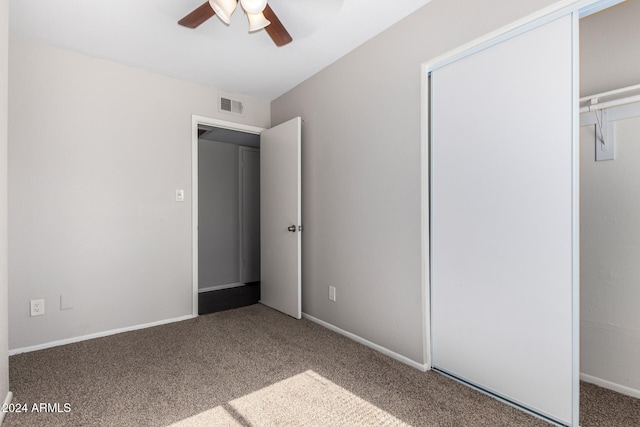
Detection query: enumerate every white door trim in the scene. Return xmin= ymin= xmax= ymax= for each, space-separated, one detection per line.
xmin=238 ymin=146 xmax=260 ymax=284
xmin=191 ymin=115 xmax=265 ymax=317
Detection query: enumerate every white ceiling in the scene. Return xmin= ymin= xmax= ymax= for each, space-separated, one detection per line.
xmin=10 ymin=0 xmax=432 ymax=101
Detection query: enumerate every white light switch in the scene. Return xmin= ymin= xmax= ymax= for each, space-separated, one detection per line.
xmin=175 ymin=189 xmax=185 ymax=202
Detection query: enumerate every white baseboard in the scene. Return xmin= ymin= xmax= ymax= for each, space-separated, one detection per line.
xmin=0 ymin=391 xmax=13 ymax=425
xmin=581 ymin=373 xmax=640 ymax=399
xmin=9 ymin=314 xmax=196 ymax=356
xmin=302 ymin=312 xmax=429 ymax=372
xmin=198 ymin=282 xmax=245 ymax=293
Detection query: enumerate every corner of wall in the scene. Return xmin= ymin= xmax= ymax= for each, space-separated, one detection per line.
xmin=0 ymin=0 xmax=11 ymax=413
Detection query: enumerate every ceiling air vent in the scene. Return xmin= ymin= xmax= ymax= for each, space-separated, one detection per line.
xmin=219 ymin=96 xmax=244 ymax=116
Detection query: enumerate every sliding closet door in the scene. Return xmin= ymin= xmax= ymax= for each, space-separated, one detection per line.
xmin=430 ymin=15 xmax=577 ymax=425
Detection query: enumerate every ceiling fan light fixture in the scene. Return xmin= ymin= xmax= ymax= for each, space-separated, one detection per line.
xmin=178 ymin=0 xmax=292 ymax=47
xmin=239 ymin=0 xmax=267 ymax=15
xmin=247 ymin=12 xmax=270 ymax=32
xmin=209 ymin=0 xmax=237 ymax=24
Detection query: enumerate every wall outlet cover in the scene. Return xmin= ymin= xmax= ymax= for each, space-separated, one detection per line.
xmin=30 ymin=299 xmax=45 ymax=317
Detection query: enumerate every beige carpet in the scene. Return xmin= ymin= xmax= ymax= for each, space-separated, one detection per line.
xmin=173 ymin=370 xmax=410 ymax=426
xmin=5 ymin=304 xmax=639 ymax=426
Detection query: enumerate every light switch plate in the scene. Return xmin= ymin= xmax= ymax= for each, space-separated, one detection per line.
xmin=329 ymin=286 xmax=336 ymax=302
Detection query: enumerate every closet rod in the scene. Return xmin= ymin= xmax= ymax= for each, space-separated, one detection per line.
xmin=580 ymin=83 xmax=640 ymax=103
xmin=580 ymin=94 xmax=640 ymax=113
xmin=579 ymin=83 xmax=640 ymax=113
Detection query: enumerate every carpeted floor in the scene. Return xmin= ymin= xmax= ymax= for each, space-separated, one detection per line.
xmin=4 ymin=304 xmax=640 ymax=426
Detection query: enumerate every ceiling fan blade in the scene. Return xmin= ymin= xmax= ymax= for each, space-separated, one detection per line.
xmin=263 ymin=5 xmax=292 ymax=47
xmin=178 ymin=2 xmax=216 ymax=29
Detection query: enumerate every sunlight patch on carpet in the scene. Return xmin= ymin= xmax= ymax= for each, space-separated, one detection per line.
xmin=172 ymin=370 xmax=409 ymax=426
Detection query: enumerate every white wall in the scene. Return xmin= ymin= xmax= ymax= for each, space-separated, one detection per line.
xmin=580 ymin=0 xmax=640 ymax=396
xmin=580 ymin=0 xmax=640 ymax=97
xmin=271 ymin=0 xmax=560 ymax=365
xmin=580 ymin=121 xmax=640 ymax=396
xmin=0 ymin=0 xmax=11 ymax=410
xmin=8 ymin=37 xmax=270 ymax=351
xmin=198 ymin=140 xmax=240 ymax=289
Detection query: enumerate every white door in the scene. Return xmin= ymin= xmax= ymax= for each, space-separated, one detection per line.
xmin=240 ymin=147 xmax=260 ymax=283
xmin=430 ymin=15 xmax=578 ymax=426
xmin=260 ymin=117 xmax=301 ymax=319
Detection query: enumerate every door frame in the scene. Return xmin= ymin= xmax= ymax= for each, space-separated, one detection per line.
xmin=191 ymin=115 xmax=265 ymax=317
xmin=238 ymin=146 xmax=260 ymax=284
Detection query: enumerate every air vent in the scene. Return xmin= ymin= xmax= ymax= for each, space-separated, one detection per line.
xmin=219 ymin=96 xmax=244 ymax=116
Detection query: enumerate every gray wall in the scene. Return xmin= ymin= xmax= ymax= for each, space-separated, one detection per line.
xmin=6 ymin=0 xmax=586 ymax=366
xmin=580 ymin=0 xmax=640 ymax=96
xmin=0 ymin=0 xmax=10 ymax=407
xmin=580 ymin=0 xmax=640 ymax=395
xmin=8 ymin=37 xmax=270 ymax=351
xmin=198 ymin=140 xmax=241 ymax=289
xmin=271 ymin=0 xmax=559 ymax=364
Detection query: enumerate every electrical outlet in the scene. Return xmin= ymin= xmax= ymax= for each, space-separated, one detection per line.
xmin=30 ymin=299 xmax=45 ymax=317
xmin=329 ymin=286 xmax=336 ymax=302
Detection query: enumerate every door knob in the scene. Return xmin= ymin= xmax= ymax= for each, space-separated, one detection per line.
xmin=287 ymin=225 xmax=296 ymax=232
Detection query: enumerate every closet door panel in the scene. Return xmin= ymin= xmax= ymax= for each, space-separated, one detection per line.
xmin=430 ymin=15 xmax=575 ymax=425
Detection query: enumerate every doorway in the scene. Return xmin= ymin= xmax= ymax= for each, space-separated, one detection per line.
xmin=578 ymin=1 xmax=640 ymax=423
xmin=197 ymin=125 xmax=260 ymax=314
xmin=191 ymin=116 xmax=265 ymax=316
xmin=190 ymin=115 xmax=303 ymax=319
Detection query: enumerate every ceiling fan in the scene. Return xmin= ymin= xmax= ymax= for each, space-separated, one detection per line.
xmin=178 ymin=0 xmax=293 ymax=47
